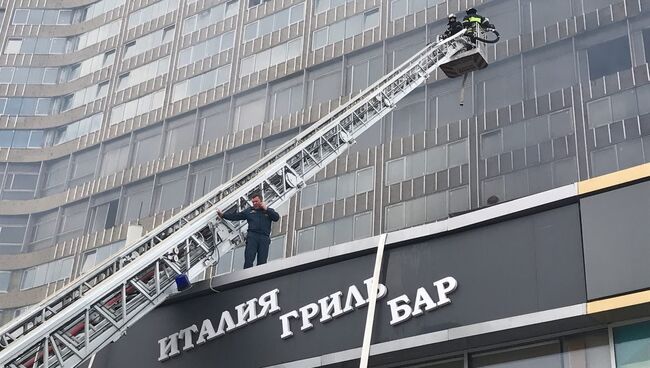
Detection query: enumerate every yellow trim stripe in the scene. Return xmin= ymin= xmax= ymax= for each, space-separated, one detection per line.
xmin=578 ymin=163 xmax=650 ymax=195
xmin=587 ymin=290 xmax=650 ymax=314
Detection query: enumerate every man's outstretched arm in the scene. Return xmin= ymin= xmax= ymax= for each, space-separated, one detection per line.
xmin=217 ymin=209 xmax=248 ymax=221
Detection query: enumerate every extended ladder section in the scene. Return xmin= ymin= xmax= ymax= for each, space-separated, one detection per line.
xmin=0 ymin=29 xmax=471 ymax=368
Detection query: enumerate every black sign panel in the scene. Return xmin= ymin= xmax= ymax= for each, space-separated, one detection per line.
xmin=93 ymin=204 xmax=587 ymax=367
xmin=93 ymin=255 xmax=376 ymax=368
xmin=581 ymin=180 xmax=650 ymax=300
xmin=373 ymin=204 xmax=586 ymax=343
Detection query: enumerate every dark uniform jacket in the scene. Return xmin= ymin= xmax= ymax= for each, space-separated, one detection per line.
xmin=222 ymin=207 xmax=280 ymax=237
xmin=443 ymin=20 xmax=464 ymax=38
xmin=462 ymin=14 xmax=490 ymax=29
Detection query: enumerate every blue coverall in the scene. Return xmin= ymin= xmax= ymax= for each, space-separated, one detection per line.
xmin=222 ymin=207 xmax=280 ymax=268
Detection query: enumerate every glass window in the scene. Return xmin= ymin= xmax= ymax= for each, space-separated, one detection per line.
xmin=13 ymin=9 xmax=29 ymax=24
xmin=5 ymin=39 xmax=22 ymax=54
xmin=643 ymin=28 xmax=650 ymax=63
xmin=0 ymin=67 xmax=13 ymax=83
xmin=353 ymin=212 xmax=372 ymax=240
xmin=314 ymin=221 xmax=334 ymax=249
xmin=308 ymin=64 xmax=342 ymax=105
xmin=153 ymin=171 xmax=187 ymax=212
xmin=588 ymin=36 xmax=631 ymax=80
xmin=121 ymin=182 xmax=153 ymax=223
xmin=386 ymin=157 xmax=405 ymax=185
xmin=183 ymin=2 xmax=238 ymax=35
xmin=300 ymin=183 xmax=317 ymax=209
xmin=89 ymin=199 xmax=119 ymax=231
xmin=313 ymin=29 xmax=328 ymax=50
xmin=0 ymin=223 xmax=26 ymax=246
xmin=345 ymin=15 xmax=363 ymax=38
xmin=391 ymin=0 xmax=408 ymax=20
xmin=0 ymin=272 xmax=10 ymax=292
xmin=20 ymin=257 xmax=74 ymax=290
xmin=198 ymin=102 xmax=230 ymax=143
xmin=69 ymin=149 xmax=98 ymax=185
xmin=100 ymin=138 xmax=130 ymax=176
xmin=614 ymin=320 xmax=650 ymax=368
xmin=364 ymin=9 xmax=379 ymax=29
xmin=317 ymin=178 xmax=336 ymax=204
xmin=356 ymin=167 xmax=374 ymax=193
xmin=525 ymin=42 xmax=576 ymax=98
xmin=296 ymin=227 xmax=315 ymax=254
xmin=133 ymin=129 xmax=161 ymax=165
xmin=164 ymin=116 xmax=196 ymax=155
xmin=233 ymin=95 xmax=266 ymax=131
xmin=189 ymin=156 xmax=223 ymax=201
xmin=59 ymin=203 xmax=87 ymax=240
xmin=336 ymin=173 xmax=355 ymax=200
xmin=385 ymin=203 xmax=405 ymax=231
xmin=587 ymin=97 xmax=613 ymax=129
xmin=448 ymin=139 xmax=468 ymax=167
xmin=268 ymin=236 xmax=285 ymax=261
xmin=269 ymin=79 xmax=303 ymax=119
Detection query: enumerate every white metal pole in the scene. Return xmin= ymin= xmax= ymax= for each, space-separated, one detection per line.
xmin=359 ymin=233 xmax=388 ymax=368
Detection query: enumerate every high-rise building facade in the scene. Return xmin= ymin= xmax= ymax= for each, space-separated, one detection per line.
xmin=0 ymin=0 xmax=647 ymax=328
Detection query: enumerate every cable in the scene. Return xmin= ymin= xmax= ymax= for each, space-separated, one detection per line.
xmin=208 ymin=235 xmax=221 ymax=294
xmin=475 ymin=29 xmax=500 ymax=44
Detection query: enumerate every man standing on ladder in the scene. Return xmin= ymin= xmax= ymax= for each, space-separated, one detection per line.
xmin=217 ymin=193 xmax=280 ymax=268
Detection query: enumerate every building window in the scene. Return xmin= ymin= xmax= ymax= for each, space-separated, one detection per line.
xmin=587 ymin=36 xmax=631 ymax=80
xmin=4 ymin=39 xmax=23 ymax=54
xmin=116 ymin=56 xmax=170 ymax=91
xmin=242 ymin=3 xmax=304 ymax=42
xmin=296 ymin=212 xmax=372 ymax=254
xmin=249 ymin=0 xmax=272 ymax=7
xmin=315 ymin=0 xmax=348 ymax=13
xmin=110 ymin=90 xmax=166 ymax=125
xmin=239 ymin=38 xmax=302 ymax=76
xmin=643 ymin=29 xmax=650 ymax=63
xmin=0 ymin=216 xmax=27 ymax=252
xmin=177 ymin=31 xmax=234 ymax=67
xmin=81 ymin=241 xmax=125 ymax=274
xmin=20 ymin=257 xmax=74 ymax=290
xmin=182 ymin=1 xmax=238 ymax=35
xmin=0 ymin=66 xmax=60 ymax=84
xmin=128 ymin=0 xmax=180 ymax=29
xmin=311 ymin=9 xmax=379 ymax=50
xmin=0 ymin=130 xmax=44 ymax=148
xmin=171 ymin=64 xmax=231 ymax=102
xmin=300 ymin=167 xmax=374 ymax=209
xmin=390 ymin=0 xmax=443 ymax=20
xmin=0 ymin=271 xmax=10 ymax=292
xmin=152 ymin=170 xmax=187 ymax=212
xmin=89 ymin=199 xmax=119 ymax=232
xmin=1 ymin=164 xmax=40 ymax=200
xmin=12 ymin=8 xmax=75 ymax=25
xmin=85 ymin=0 xmax=127 ymax=20
xmin=123 ymin=26 xmax=174 ymax=59
xmin=614 ymin=320 xmax=650 ymax=368
xmin=269 ymin=79 xmax=303 ymax=120
xmin=385 ymin=140 xmax=468 ymax=186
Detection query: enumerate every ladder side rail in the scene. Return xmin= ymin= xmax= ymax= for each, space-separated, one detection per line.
xmin=0 ymin=30 xmax=468 ymax=367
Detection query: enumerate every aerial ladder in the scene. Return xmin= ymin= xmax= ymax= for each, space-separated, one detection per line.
xmin=0 ymin=28 xmax=494 ymax=368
